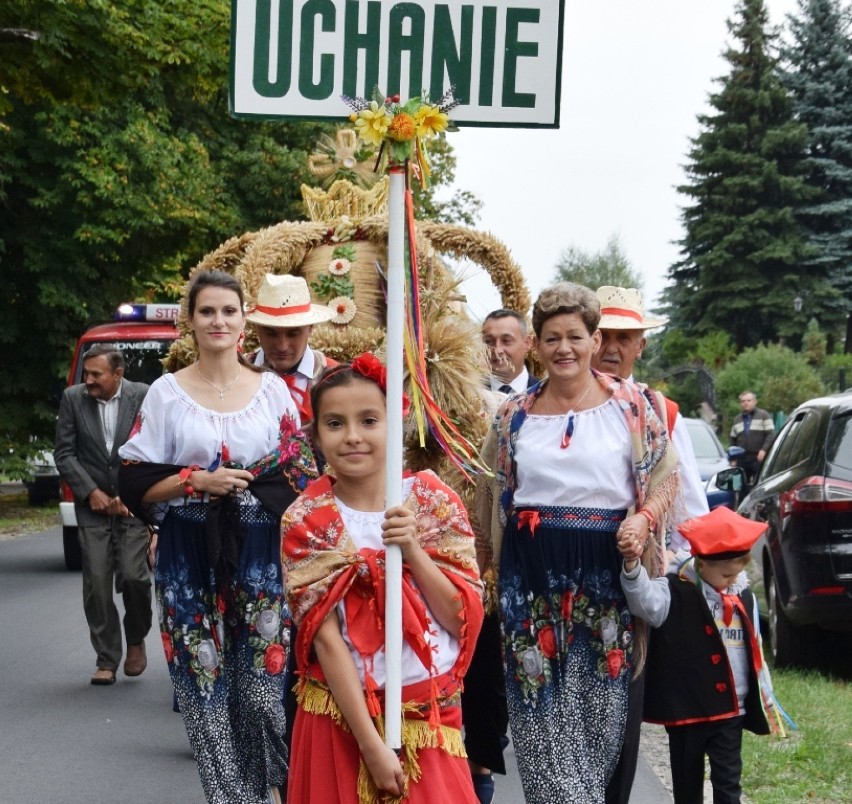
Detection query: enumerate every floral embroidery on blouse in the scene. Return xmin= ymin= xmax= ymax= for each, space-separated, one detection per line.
xmin=490 ymin=371 xmax=672 ymax=527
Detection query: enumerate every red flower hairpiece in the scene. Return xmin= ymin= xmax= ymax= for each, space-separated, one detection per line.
xmin=350 ymin=353 xmax=411 ymax=416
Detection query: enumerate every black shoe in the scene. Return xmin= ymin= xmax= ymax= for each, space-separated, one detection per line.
xmin=472 ymin=773 xmax=495 ymax=804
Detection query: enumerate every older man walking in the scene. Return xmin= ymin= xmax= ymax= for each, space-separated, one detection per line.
xmin=55 ymin=344 xmax=152 ymax=685
xmin=592 ymin=286 xmax=709 ymax=804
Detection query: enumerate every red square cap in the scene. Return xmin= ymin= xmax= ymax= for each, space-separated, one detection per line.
xmin=677 ymin=506 xmax=767 ymax=559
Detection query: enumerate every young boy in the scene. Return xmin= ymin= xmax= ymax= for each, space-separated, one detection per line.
xmin=618 ymin=505 xmax=774 ymax=804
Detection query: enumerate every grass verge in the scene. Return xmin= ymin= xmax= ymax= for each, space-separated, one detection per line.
xmin=0 ymin=490 xmax=59 ymax=539
xmin=743 ymin=667 xmax=852 ymax=803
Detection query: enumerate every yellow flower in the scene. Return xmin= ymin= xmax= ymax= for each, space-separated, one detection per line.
xmin=387 ymin=112 xmax=417 ymax=142
xmin=414 ymin=105 xmax=449 ymax=139
xmin=354 ymin=101 xmax=391 ymax=147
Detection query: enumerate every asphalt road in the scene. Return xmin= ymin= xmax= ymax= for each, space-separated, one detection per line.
xmin=0 ymin=526 xmax=672 ymax=803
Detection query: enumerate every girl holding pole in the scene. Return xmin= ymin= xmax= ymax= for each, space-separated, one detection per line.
xmin=281 ymin=354 xmax=484 ymax=803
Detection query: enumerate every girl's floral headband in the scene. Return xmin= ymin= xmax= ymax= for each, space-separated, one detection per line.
xmin=316 ymin=353 xmax=411 ymax=416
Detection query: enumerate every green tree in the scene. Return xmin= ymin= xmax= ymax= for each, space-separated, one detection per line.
xmin=552 ymin=234 xmax=643 ymax=290
xmin=780 ymin=0 xmax=852 ymax=351
xmin=821 ymin=351 xmax=852 ymax=392
xmin=658 ymin=330 xmax=698 ymax=368
xmin=695 ymin=330 xmax=737 ymax=372
xmin=411 ymin=137 xmax=482 ymax=227
xmin=643 ymin=330 xmax=733 ymax=417
xmin=715 ymin=343 xmax=824 ymax=433
xmin=801 ymin=318 xmax=827 ymax=365
xmin=0 ymin=2 xmax=480 ymax=476
xmin=665 ymin=0 xmax=814 ymax=349
xmin=0 ymin=0 xmax=332 ymax=469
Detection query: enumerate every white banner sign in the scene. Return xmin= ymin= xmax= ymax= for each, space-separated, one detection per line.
xmin=230 ymin=0 xmax=564 ymax=127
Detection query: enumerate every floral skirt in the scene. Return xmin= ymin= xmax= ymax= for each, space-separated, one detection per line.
xmin=156 ymin=503 xmax=291 ymax=804
xmin=499 ymin=506 xmax=634 ymax=804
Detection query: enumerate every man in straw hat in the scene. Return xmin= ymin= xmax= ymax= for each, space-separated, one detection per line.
xmin=245 ymin=273 xmax=336 ymax=424
xmin=618 ymin=506 xmax=781 ymax=804
xmin=482 ymin=308 xmax=537 ymax=396
xmin=593 ymin=286 xmax=708 ymax=538
xmin=592 ymin=286 xmax=709 ymax=804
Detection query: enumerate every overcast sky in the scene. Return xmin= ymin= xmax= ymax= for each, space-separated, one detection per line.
xmin=449 ymin=0 xmax=800 ymax=320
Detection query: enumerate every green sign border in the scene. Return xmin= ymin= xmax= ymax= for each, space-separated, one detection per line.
xmin=229 ymin=0 xmax=565 ymax=129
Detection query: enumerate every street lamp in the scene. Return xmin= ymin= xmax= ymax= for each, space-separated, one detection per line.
xmin=793 ymin=294 xmax=803 ymax=314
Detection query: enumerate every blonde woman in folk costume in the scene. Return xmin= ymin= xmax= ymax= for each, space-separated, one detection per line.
xmin=476 ymin=282 xmax=679 ymax=804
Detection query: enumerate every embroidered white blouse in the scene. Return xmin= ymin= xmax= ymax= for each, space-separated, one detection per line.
xmin=335 ymin=477 xmax=460 ymax=688
xmin=512 ymin=397 xmax=636 ymax=510
xmin=118 ymin=372 xmax=298 ymax=505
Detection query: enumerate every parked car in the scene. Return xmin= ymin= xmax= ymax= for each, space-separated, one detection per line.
xmin=682 ymin=417 xmax=743 ymax=510
xmin=57 ymin=303 xmax=180 ymax=570
xmin=738 ymin=392 xmax=852 ymax=668
xmin=24 ymin=450 xmax=60 ymax=506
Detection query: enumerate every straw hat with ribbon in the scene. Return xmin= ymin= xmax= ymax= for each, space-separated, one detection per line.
xmin=245 ymin=274 xmax=335 ymax=328
xmin=596 ymin=286 xmax=668 ymax=330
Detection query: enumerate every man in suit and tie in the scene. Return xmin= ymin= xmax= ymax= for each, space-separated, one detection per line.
xmin=481 ymin=308 xmax=537 ymax=395
xmin=55 ymin=344 xmax=152 ymax=686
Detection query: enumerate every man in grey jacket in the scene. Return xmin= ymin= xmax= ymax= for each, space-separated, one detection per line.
xmin=55 ymin=344 xmax=152 ymax=685
xmin=730 ymin=390 xmax=774 ymax=488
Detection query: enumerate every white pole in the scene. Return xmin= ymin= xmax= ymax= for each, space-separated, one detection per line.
xmin=384 ymin=164 xmax=405 ymax=750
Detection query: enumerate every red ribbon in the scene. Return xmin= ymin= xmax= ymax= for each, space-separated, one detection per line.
xmin=283 ymin=374 xmax=312 ymax=424
xmin=718 ymin=591 xmax=763 ymax=671
xmin=247 ymin=302 xmax=312 ymax=316
xmin=601 ymin=306 xmax=644 ymax=322
xmin=518 ymin=510 xmax=541 ymax=536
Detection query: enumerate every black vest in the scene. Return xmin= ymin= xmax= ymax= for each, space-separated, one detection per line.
xmin=643 ymin=577 xmax=769 ymax=735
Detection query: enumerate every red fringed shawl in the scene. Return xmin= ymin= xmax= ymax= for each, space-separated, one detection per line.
xmin=281 ymin=471 xmax=484 ymax=696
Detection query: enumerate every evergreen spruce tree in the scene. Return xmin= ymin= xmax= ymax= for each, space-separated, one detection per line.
xmin=781 ymin=0 xmax=852 ymax=352
xmin=665 ymin=0 xmax=813 ymax=349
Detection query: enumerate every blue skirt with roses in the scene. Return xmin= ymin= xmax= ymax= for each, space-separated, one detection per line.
xmin=499 ymin=506 xmax=634 ymax=804
xmin=156 ymin=502 xmax=291 ymax=804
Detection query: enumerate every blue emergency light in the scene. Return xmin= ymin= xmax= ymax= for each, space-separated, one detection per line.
xmin=114 ymin=303 xmax=180 ymax=322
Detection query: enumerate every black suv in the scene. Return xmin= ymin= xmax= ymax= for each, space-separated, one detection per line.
xmin=739 ymin=391 xmax=852 ymax=668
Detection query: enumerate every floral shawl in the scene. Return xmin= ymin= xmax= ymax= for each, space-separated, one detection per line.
xmin=281 ymin=470 xmax=484 ymax=694
xmin=475 ymin=371 xmax=680 ymax=581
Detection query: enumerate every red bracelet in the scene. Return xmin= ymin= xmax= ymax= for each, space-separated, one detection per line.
xmin=637 ymin=508 xmax=657 ymax=530
xmin=177 ymin=465 xmax=201 ymax=496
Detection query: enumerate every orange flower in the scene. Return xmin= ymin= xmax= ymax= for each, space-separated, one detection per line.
xmin=161 ymin=632 xmax=174 ymax=663
xmin=387 ymin=112 xmax=416 ymax=141
xmin=606 ymin=648 xmax=625 ymax=679
xmin=537 ymin=625 xmax=558 ymax=659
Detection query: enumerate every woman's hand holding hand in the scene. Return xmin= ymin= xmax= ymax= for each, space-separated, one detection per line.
xmin=616 ymin=513 xmax=649 ymax=567
xmin=361 ymin=740 xmax=405 ymax=796
xmin=381 ymin=506 xmax=419 ymax=559
xmin=190 ymin=467 xmax=254 ymax=497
